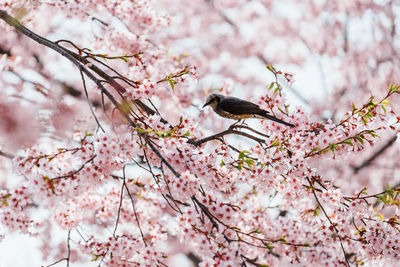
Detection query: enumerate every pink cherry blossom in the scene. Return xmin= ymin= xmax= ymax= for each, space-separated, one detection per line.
xmin=0 ymin=1 xmax=400 ymax=266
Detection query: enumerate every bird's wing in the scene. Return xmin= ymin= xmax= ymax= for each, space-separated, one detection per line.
xmin=219 ymin=96 xmax=266 ymax=115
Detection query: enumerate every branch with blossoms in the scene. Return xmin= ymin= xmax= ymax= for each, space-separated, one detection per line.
xmin=3 ymin=8 xmax=400 ymax=267
xmin=0 ymin=10 xmax=191 ymax=258
xmin=344 ymin=185 xmax=400 ymax=206
xmin=157 ymin=65 xmax=195 ymax=90
xmin=190 ymin=194 xmax=312 ymax=262
xmin=188 ymin=68 xmax=294 ymax=147
xmin=304 ymin=129 xmax=378 ymax=158
xmin=0 ymin=8 xmax=189 ymax=171
xmin=339 ymin=84 xmax=400 ymax=127
xmin=306 ymin=177 xmax=351 ymax=266
xmin=188 ymin=124 xmax=268 ymax=146
xmin=0 ymin=10 xmax=192 ymax=175
xmin=304 ymin=87 xmax=400 ymax=158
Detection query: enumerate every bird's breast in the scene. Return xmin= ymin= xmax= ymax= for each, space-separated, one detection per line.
xmin=215 ymin=108 xmax=261 ymax=120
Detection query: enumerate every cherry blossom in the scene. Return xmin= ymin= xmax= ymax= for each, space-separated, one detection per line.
xmin=0 ymin=1 xmax=400 ymax=266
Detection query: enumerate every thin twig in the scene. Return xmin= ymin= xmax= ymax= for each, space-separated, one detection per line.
xmin=307 ymin=178 xmax=350 ymax=267
xmin=45 ymin=258 xmax=68 ymax=267
xmin=51 ymin=156 xmax=96 ymax=180
xmin=191 ymin=195 xmax=219 ymax=234
xmin=353 ymin=135 xmax=397 ymax=173
xmin=159 ymin=162 xmax=182 ymax=213
xmin=79 ymin=69 xmax=105 ymax=132
xmin=66 ymin=230 xmax=71 ymax=267
xmin=113 ymin=172 xmax=125 ymax=237
xmin=122 ymin=167 xmax=147 ymax=247
xmin=188 ymin=125 xmax=266 ymax=146
xmin=233 ymin=124 xmax=270 ymax=138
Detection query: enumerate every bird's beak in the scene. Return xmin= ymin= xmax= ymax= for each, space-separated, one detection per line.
xmin=202 ymin=100 xmax=211 ymax=108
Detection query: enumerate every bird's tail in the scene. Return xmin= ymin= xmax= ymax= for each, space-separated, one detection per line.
xmin=261 ymin=112 xmax=295 ymax=128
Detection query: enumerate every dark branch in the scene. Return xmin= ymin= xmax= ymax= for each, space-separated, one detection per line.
xmin=307 ymin=178 xmax=350 ymax=267
xmin=353 ymin=135 xmax=397 ymax=173
xmin=66 ymin=230 xmax=71 ymax=267
xmin=188 ymin=124 xmax=266 ymax=146
xmin=123 ymin=167 xmax=147 ymax=246
xmin=113 ymin=177 xmax=125 ymax=237
xmin=0 ymin=150 xmax=14 ymax=159
xmin=51 ymin=156 xmax=96 ymax=180
xmin=0 ymin=45 xmax=11 ymax=56
xmin=0 ymin=10 xmax=182 ymax=182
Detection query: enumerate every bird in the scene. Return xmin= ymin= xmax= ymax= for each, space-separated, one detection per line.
xmin=202 ymin=93 xmax=295 ymax=128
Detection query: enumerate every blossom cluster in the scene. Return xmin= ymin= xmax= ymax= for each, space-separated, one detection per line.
xmin=1 ymin=1 xmax=400 ymax=266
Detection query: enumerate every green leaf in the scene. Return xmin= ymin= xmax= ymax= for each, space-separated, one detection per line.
xmin=389 ymin=83 xmax=400 ymax=93
xmin=277 ymin=236 xmax=287 ymax=243
xmin=120 ymin=56 xmax=129 ymax=62
xmin=271 ymin=139 xmax=280 ymax=147
xmin=268 ymin=83 xmax=274 ymax=90
xmin=381 ymin=99 xmax=390 ymax=106
xmin=266 ymin=64 xmax=275 ymax=73
xmin=386 ymin=184 xmax=394 ymax=198
xmin=1 ymin=193 xmax=11 ymax=206
xmin=136 ymin=127 xmax=145 ymax=133
xmin=354 ymin=135 xmax=364 ymax=144
xmin=329 ymin=144 xmax=337 ymax=153
xmin=310 ymin=147 xmax=320 ymax=153
xmin=342 ymin=139 xmax=353 ymax=146
xmin=313 ymin=207 xmax=320 ymax=216
xmin=368 ymin=130 xmax=378 ymax=138
xmin=91 ymin=253 xmax=99 ymax=261
xmin=254 ymin=229 xmax=262 ymax=234
xmin=245 ymin=158 xmax=255 ymax=168
xmin=263 ymin=242 xmax=274 ymax=249
xmin=238 ymin=150 xmax=250 ymax=160
xmin=169 ymin=79 xmax=175 ymax=90
xmin=357 ymin=186 xmax=368 ymax=196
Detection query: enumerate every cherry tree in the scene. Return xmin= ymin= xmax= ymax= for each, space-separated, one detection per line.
xmin=1 ymin=1 xmax=400 ymax=266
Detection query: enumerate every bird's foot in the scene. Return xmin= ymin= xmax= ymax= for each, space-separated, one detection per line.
xmin=230 ymin=120 xmax=241 ymax=127
xmin=240 ymin=120 xmax=248 ymax=126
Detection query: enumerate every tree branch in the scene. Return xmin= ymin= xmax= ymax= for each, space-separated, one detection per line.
xmin=307 ymin=177 xmax=351 ymax=267
xmin=0 ymin=10 xmax=182 ymax=182
xmin=188 ymin=124 xmax=266 ymax=146
xmin=353 ymin=135 xmax=397 ymax=173
xmin=0 ymin=150 xmax=14 ymax=159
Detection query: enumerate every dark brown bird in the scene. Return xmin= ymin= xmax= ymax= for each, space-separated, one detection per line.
xmin=202 ymin=94 xmax=295 ymax=128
